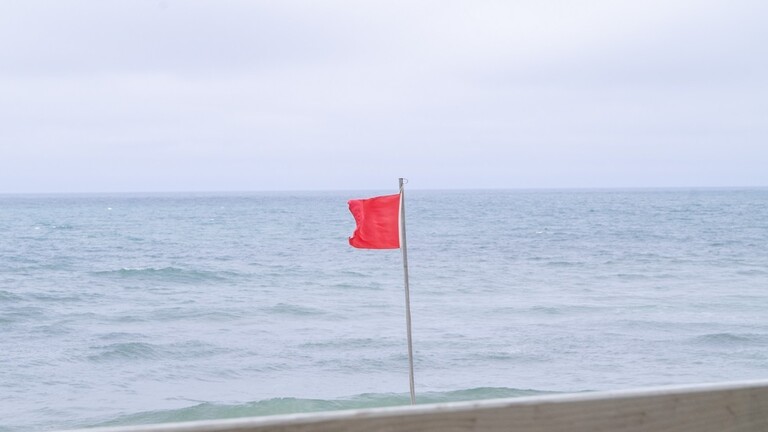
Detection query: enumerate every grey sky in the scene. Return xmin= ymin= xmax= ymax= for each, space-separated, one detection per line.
xmin=1 ymin=0 xmax=766 ymax=193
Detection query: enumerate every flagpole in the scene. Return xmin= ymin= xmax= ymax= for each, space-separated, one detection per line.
xmin=399 ymin=177 xmax=416 ymax=405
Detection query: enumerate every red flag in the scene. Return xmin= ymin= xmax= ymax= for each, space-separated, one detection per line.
xmin=348 ymin=193 xmax=400 ymax=249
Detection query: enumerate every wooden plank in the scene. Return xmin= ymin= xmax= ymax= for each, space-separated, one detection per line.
xmin=61 ymin=380 xmax=768 ymax=432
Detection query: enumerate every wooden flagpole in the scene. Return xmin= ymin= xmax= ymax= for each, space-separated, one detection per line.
xmin=399 ymin=177 xmax=416 ymax=404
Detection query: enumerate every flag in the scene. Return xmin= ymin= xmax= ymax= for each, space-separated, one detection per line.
xmin=348 ymin=180 xmax=416 ymax=404
xmin=348 ymin=193 xmax=400 ymax=249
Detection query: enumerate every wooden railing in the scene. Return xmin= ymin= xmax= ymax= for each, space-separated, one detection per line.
xmin=63 ymin=380 xmax=768 ymax=432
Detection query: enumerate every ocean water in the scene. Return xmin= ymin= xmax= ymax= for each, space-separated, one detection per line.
xmin=1 ymin=188 xmax=767 ymax=431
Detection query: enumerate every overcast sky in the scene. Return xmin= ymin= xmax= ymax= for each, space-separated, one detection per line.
xmin=1 ymin=0 xmax=766 ymax=193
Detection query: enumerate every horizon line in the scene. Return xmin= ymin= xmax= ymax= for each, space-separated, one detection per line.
xmin=1 ymin=185 xmax=767 ymax=196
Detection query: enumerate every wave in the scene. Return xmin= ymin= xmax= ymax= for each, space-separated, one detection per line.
xmin=691 ymin=333 xmax=768 ymax=346
xmin=87 ymin=340 xmax=225 ymax=362
xmin=1 ymin=306 xmax=47 ymax=324
xmin=736 ymin=269 xmax=768 ymax=276
xmin=267 ymin=303 xmax=329 ymax=316
xmin=87 ymin=342 xmax=162 ymax=361
xmin=90 ymin=267 xmax=242 ymax=284
xmin=299 ymin=337 xmax=397 ymax=350
xmin=0 ymin=289 xmax=22 ymax=302
xmin=93 ymin=387 xmax=556 ymax=428
xmin=27 ymin=291 xmax=91 ymax=302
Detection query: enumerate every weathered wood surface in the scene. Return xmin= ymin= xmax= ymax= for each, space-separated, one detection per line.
xmin=62 ymin=380 xmax=768 ymax=432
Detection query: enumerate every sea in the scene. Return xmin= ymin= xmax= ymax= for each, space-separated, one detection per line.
xmin=2 ymin=188 xmax=767 ymax=431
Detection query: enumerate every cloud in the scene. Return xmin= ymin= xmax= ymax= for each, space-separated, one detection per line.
xmin=1 ymin=0 xmax=766 ymax=192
